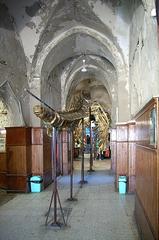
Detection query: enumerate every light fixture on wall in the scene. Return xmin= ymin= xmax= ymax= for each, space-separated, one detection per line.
xmin=81 ymin=58 xmax=87 ymax=72
xmin=151 ymin=8 xmax=156 ymax=17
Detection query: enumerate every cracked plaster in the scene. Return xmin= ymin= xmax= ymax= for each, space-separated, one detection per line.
xmin=0 ymin=0 xmax=158 ymax=127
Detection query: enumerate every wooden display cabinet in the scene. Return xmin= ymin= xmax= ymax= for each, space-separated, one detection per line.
xmin=112 ymin=121 xmax=136 ymax=193
xmin=31 ymin=127 xmax=52 ymax=189
xmin=134 ymin=97 xmax=159 ymax=240
xmin=6 ymin=127 xmax=32 ymax=192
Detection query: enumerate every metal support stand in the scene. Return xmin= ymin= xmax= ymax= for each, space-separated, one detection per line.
xmin=79 ymin=118 xmax=88 ymax=185
xmin=67 ymin=129 xmax=78 ymax=201
xmin=45 ymin=128 xmax=66 ymax=227
xmin=88 ymin=107 xmax=95 ymax=172
xmin=94 ymin=130 xmax=97 ymax=161
xmin=59 ymin=130 xmax=63 ymax=175
xmin=56 ymin=129 xmax=61 ymax=175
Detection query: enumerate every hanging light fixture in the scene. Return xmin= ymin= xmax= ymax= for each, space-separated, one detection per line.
xmin=81 ymin=58 xmax=87 ymax=72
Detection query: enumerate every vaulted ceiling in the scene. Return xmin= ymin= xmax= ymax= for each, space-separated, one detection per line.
xmin=0 ymin=0 xmax=158 ymax=127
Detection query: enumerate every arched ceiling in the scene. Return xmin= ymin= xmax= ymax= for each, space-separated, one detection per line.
xmin=66 ymin=78 xmax=112 ymax=113
xmin=2 ymin=0 xmax=146 ymax=125
xmin=29 ymin=0 xmax=143 ymax=123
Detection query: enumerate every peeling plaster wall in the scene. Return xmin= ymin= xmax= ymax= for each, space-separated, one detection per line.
xmin=88 ymin=0 xmax=133 ymax=64
xmin=0 ymin=3 xmax=28 ymax=126
xmin=1 ymin=0 xmax=56 ymax=126
xmin=129 ymin=0 xmax=159 ymax=116
xmin=32 ymin=0 xmax=130 ymax=123
xmin=42 ymin=65 xmax=61 ymax=111
xmin=1 ymin=0 xmax=153 ymax=126
xmin=3 ymin=0 xmax=55 ymax=64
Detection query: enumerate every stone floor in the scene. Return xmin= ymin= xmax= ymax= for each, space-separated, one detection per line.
xmin=0 ymin=159 xmax=140 ymax=240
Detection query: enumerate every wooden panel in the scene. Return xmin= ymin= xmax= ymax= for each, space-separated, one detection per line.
xmin=116 ymin=124 xmax=128 ymax=142
xmin=5 ymin=127 xmax=32 ymax=192
xmin=128 ymin=122 xmax=136 ymax=141
xmin=115 ymin=122 xmax=136 ymax=192
xmin=128 ymin=143 xmax=136 ymax=192
xmin=43 ymin=143 xmax=51 ymax=171
xmin=135 ymin=99 xmax=157 ymax=147
xmin=0 ymin=152 xmax=7 ymax=189
xmin=31 ymin=127 xmax=52 ymax=188
xmin=7 ymin=175 xmax=30 ymax=193
xmin=128 ymin=143 xmax=136 ymax=176
xmin=116 ymin=142 xmax=128 ymax=188
xmin=7 ymin=146 xmax=27 ymax=174
xmin=6 ymin=127 xmax=31 ymax=146
xmin=136 ymin=145 xmax=158 ymax=239
xmin=31 ymin=128 xmax=43 ymax=145
xmin=135 ymin=194 xmax=155 ymax=240
xmin=0 ymin=173 xmax=7 ymax=189
xmin=116 ymin=124 xmax=128 ymax=189
xmin=110 ymin=142 xmax=116 ymax=172
xmin=128 ymin=176 xmax=136 ymax=193
xmin=136 ymin=113 xmax=151 ymax=146
xmin=134 ymin=97 xmax=159 ymax=240
xmin=116 ymin=142 xmax=128 ymax=174
xmin=26 ymin=145 xmax=32 ymax=174
xmin=111 ymin=128 xmax=116 ymax=141
xmin=32 ymin=145 xmax=43 ymax=174
xmin=43 ymin=142 xmax=52 ymax=182
xmin=0 ymin=152 xmax=6 ymax=172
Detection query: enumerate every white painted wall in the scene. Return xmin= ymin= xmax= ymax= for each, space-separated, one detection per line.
xmin=88 ymin=0 xmax=131 ymax=64
xmin=129 ymin=0 xmax=159 ymax=117
xmin=5 ymin=0 xmax=56 ymax=64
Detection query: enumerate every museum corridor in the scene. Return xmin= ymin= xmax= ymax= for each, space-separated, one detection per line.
xmin=0 ymin=0 xmax=159 ymax=239
xmin=0 ymin=159 xmax=140 ymax=240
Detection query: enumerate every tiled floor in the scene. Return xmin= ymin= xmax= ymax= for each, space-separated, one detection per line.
xmin=0 ymin=160 xmax=140 ymax=240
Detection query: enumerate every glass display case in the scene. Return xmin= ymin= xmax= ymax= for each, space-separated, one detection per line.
xmin=0 ymin=129 xmax=6 ymax=152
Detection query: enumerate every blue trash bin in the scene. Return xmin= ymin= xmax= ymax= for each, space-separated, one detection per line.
xmin=30 ymin=176 xmax=43 ymax=193
xmin=118 ymin=176 xmax=127 ymax=194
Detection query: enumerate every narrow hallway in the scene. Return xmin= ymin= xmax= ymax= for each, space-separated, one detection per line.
xmin=0 ymin=159 xmax=140 ymax=240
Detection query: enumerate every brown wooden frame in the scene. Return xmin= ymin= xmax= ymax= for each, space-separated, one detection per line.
xmin=134 ymin=97 xmax=159 ymax=240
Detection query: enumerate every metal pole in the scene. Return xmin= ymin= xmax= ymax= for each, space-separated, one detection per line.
xmin=88 ymin=107 xmax=95 ymax=172
xmin=56 ymin=129 xmax=61 ymax=175
xmin=45 ymin=129 xmax=55 ymax=225
xmin=94 ymin=134 xmax=97 ymax=161
xmin=59 ymin=130 xmax=63 ymax=175
xmin=53 ymin=127 xmax=57 ymax=223
xmin=80 ymin=118 xmax=87 ymax=185
xmin=67 ymin=128 xmax=77 ymax=201
xmin=26 ymin=89 xmax=55 ymax=111
xmin=45 ymin=127 xmax=66 ymax=227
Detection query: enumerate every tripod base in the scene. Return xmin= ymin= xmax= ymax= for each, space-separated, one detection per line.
xmin=67 ymin=197 xmax=78 ymax=201
xmin=45 ymin=188 xmax=66 ymax=227
xmin=51 ymin=221 xmax=65 ymax=227
xmin=87 ymin=169 xmax=95 ymax=173
xmin=79 ymin=180 xmax=88 ymax=184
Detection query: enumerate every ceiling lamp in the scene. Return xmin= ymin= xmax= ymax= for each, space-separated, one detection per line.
xmin=81 ymin=59 xmax=87 ymax=72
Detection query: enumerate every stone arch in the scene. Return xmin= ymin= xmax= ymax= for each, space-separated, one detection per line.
xmin=31 ymin=25 xmax=129 ymax=122
xmin=31 ymin=26 xmax=126 ymax=79
xmin=0 ymin=82 xmax=25 ymax=126
xmin=62 ymin=64 xmax=116 ymax=107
